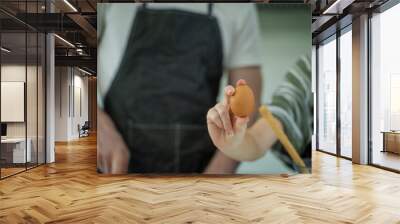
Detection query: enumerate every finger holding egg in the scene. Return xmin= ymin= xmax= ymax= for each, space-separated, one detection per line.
xmin=223 ymin=85 xmax=235 ymax=106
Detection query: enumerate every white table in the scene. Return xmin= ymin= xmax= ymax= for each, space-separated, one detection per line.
xmin=1 ymin=138 xmax=31 ymax=163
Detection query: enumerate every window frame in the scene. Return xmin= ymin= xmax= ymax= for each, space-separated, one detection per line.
xmin=315 ymin=24 xmax=353 ymax=161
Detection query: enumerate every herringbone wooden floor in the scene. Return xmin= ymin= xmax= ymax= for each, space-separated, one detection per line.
xmin=1 ymin=134 xmax=400 ymax=224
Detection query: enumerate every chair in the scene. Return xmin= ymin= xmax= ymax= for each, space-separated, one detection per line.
xmin=79 ymin=121 xmax=90 ymax=138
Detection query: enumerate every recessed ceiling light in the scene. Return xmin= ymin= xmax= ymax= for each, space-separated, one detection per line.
xmin=322 ymin=0 xmax=355 ymax=15
xmin=54 ymin=34 xmax=75 ymax=48
xmin=1 ymin=47 xmax=11 ymax=53
xmin=323 ymin=0 xmax=342 ymax=14
xmin=63 ymin=0 xmax=78 ymax=12
xmin=78 ymin=67 xmax=92 ymax=76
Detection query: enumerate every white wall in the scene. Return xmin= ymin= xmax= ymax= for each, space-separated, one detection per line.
xmin=55 ymin=67 xmax=89 ymax=141
xmin=55 ymin=67 xmax=69 ymax=141
xmin=71 ymin=73 xmax=89 ymax=138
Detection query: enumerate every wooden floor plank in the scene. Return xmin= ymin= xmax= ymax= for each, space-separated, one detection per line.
xmin=0 ymin=134 xmax=399 ymax=223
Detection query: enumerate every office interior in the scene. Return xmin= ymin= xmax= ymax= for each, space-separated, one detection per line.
xmin=0 ymin=0 xmax=97 ymax=179
xmin=0 ymin=0 xmax=399 ymax=222
xmin=313 ymin=0 xmax=400 ymax=172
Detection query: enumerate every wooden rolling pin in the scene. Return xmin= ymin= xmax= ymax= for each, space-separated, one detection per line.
xmin=259 ymin=105 xmax=309 ymax=173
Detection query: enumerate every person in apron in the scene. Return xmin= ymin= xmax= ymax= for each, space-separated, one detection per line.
xmin=103 ymin=4 xmax=223 ymax=173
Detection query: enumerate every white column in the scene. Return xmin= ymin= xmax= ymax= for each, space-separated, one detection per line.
xmin=312 ymin=45 xmax=317 ymax=151
xmin=46 ymin=32 xmax=55 ymax=163
xmin=45 ymin=0 xmax=56 ymax=163
xmin=352 ymin=14 xmax=369 ymax=164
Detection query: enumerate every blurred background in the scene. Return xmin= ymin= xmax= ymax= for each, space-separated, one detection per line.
xmin=220 ymin=4 xmax=311 ymax=173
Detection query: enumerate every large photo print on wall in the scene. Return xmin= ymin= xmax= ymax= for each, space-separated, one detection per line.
xmin=97 ymin=3 xmax=312 ymax=174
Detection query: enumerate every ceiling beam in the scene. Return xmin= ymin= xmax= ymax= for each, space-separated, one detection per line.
xmin=67 ymin=13 xmax=97 ymax=40
xmin=55 ymin=55 xmax=96 ymax=72
xmin=322 ymin=0 xmax=356 ymax=14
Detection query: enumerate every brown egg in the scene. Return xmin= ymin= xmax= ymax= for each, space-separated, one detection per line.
xmin=230 ymin=84 xmax=255 ymax=117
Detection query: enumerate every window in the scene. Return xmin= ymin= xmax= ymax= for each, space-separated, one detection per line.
xmin=317 ymin=36 xmax=337 ymax=154
xmin=390 ymin=74 xmax=400 ymax=130
xmin=370 ymin=3 xmax=400 ymax=171
xmin=339 ymin=28 xmax=352 ymax=158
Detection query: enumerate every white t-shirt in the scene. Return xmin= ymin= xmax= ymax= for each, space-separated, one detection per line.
xmin=98 ymin=3 xmax=262 ymax=108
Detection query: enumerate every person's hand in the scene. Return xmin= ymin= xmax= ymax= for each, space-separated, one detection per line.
xmin=207 ymin=80 xmax=250 ymax=154
xmin=97 ymin=108 xmax=130 ymax=174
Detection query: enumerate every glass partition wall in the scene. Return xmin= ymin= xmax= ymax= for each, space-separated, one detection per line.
xmin=0 ymin=2 xmax=46 ymax=179
xmin=316 ymin=26 xmax=353 ymax=159
xmin=0 ymin=31 xmax=27 ymax=177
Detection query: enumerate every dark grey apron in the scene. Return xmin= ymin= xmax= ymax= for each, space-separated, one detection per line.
xmin=104 ymin=4 xmax=223 ymax=173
